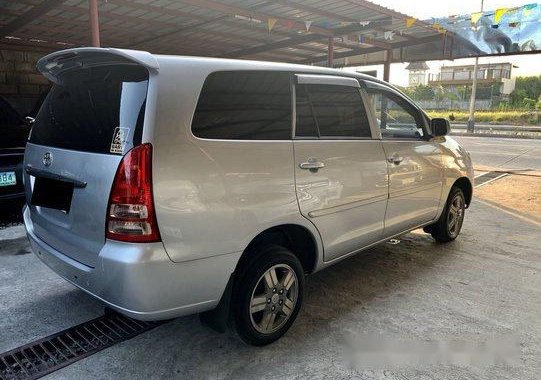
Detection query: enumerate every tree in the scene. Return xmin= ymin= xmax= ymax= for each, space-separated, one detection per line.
xmin=510 ymin=75 xmax=541 ymax=107
xmin=402 ymin=84 xmax=435 ymax=101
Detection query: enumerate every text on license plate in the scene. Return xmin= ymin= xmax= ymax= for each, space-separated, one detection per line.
xmin=0 ymin=171 xmax=16 ymax=186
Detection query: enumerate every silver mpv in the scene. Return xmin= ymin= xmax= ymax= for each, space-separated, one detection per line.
xmin=24 ymin=48 xmax=473 ymax=345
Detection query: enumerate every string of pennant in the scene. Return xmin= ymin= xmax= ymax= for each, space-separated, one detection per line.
xmin=241 ymin=3 xmax=539 ymax=42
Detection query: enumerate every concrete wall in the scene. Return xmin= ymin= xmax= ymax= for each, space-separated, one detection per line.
xmin=416 ymin=99 xmax=493 ymax=110
xmin=0 ymin=49 xmax=51 ymax=116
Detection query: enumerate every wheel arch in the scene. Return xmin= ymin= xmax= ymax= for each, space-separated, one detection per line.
xmin=236 ymin=224 xmax=320 ymax=275
xmin=453 ymin=177 xmax=473 ymax=207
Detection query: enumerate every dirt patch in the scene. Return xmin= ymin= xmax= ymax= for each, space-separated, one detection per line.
xmin=475 ymin=174 xmax=541 ymax=221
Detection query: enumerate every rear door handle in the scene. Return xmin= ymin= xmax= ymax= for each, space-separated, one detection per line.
xmin=299 ymin=158 xmax=325 ymax=171
xmin=387 ymin=154 xmax=404 ymax=165
xmin=25 ymin=165 xmax=87 ymax=188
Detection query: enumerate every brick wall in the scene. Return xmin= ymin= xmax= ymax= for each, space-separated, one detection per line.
xmin=0 ymin=49 xmax=51 ymax=116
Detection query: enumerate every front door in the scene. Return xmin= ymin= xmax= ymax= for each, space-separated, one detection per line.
xmin=365 ymin=83 xmax=443 ymax=237
xmin=293 ymin=75 xmax=388 ymax=262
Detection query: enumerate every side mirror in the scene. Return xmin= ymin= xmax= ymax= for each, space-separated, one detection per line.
xmin=24 ymin=116 xmax=35 ymax=126
xmin=431 ymin=118 xmax=450 ymax=137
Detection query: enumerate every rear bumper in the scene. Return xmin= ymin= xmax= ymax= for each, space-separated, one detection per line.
xmin=0 ymin=191 xmax=25 ymax=201
xmin=24 ymin=207 xmax=240 ymax=320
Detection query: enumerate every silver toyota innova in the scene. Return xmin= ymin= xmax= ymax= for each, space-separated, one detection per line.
xmin=24 ymin=48 xmax=473 ymax=346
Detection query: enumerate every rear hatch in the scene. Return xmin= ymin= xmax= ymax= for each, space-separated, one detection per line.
xmin=24 ymin=48 xmax=156 ymax=267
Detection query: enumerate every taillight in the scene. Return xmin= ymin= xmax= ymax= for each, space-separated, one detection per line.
xmin=106 ymin=143 xmax=161 ymax=243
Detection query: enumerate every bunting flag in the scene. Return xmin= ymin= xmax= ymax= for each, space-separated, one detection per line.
xmin=471 ymin=12 xmax=483 ymax=24
xmin=494 ymin=8 xmax=509 ymax=24
xmin=284 ymin=20 xmax=294 ymax=29
xmin=267 ymin=17 xmax=277 ymax=32
xmin=384 ymin=30 xmax=394 ymax=40
xmin=406 ymin=17 xmax=416 ymax=28
xmin=359 ymin=21 xmax=370 ymax=27
xmin=304 ymin=20 xmax=312 ymax=32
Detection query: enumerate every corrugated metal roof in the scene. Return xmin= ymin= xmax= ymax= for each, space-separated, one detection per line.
xmin=0 ymin=0 xmax=446 ymax=65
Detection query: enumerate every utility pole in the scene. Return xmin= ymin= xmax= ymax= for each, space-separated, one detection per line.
xmin=467 ymin=0 xmax=484 ymax=133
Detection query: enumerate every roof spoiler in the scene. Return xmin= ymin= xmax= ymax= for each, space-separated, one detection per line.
xmin=36 ymin=47 xmax=159 ymax=83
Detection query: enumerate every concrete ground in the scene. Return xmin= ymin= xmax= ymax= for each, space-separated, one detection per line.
xmin=452 ymin=135 xmax=541 ymax=171
xmin=1 ymin=135 xmax=540 ymax=379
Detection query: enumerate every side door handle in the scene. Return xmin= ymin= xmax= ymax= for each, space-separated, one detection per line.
xmin=299 ymin=158 xmax=325 ymax=171
xmin=387 ymin=154 xmax=404 ymax=165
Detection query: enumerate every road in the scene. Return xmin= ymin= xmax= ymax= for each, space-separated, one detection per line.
xmin=453 ymin=135 xmax=541 ymax=171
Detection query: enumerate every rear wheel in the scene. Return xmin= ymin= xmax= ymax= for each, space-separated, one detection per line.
xmin=427 ymin=186 xmax=466 ymax=243
xmin=231 ymin=245 xmax=304 ymax=346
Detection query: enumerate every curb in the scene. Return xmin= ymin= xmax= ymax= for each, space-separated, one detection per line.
xmin=450 ymin=131 xmax=540 ymax=139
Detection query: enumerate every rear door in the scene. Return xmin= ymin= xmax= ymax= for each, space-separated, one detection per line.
xmin=364 ymin=82 xmax=443 ymax=236
xmin=24 ymin=53 xmax=150 ymax=267
xmin=293 ymin=74 xmax=388 ymax=262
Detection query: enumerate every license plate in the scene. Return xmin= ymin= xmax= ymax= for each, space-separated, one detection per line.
xmin=0 ymin=171 xmax=16 ymax=186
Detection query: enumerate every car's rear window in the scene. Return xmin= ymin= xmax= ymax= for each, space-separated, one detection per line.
xmin=30 ymin=65 xmax=148 ymax=155
xmin=191 ymin=71 xmax=292 ymax=140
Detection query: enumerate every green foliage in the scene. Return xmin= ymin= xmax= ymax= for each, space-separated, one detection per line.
xmin=522 ymin=98 xmax=536 ymax=109
xmin=426 ymin=110 xmax=540 ymax=125
xmin=510 ymin=76 xmax=541 ymax=107
xmin=408 ymin=84 xmax=436 ymax=100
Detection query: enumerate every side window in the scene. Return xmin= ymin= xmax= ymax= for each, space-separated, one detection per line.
xmin=368 ymin=91 xmax=425 ymax=140
xmin=295 ymin=84 xmax=372 ymax=138
xmin=191 ymin=71 xmax=291 ymax=140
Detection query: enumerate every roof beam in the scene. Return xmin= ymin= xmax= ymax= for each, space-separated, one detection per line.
xmin=345 ymin=0 xmax=436 ymax=35
xmin=0 ymin=0 xmax=65 ymax=37
xmin=177 ymin=0 xmax=334 ymax=37
xmin=271 ymin=0 xmax=415 ymax=43
xmin=301 ymin=34 xmax=444 ymax=65
xmin=224 ymin=21 xmax=389 ymax=58
xmin=97 ymin=1 xmax=327 ymax=55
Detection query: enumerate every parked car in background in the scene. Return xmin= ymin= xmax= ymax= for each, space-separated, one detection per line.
xmin=0 ymin=96 xmax=31 ymax=204
xmin=24 ymin=48 xmax=474 ymax=346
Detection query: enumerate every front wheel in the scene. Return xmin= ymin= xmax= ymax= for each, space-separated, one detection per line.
xmin=427 ymin=186 xmax=466 ymax=243
xmin=231 ymin=245 xmax=304 ymax=346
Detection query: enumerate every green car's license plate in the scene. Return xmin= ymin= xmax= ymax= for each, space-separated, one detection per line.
xmin=0 ymin=171 xmax=16 ymax=186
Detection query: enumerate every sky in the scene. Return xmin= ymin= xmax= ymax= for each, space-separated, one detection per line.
xmin=343 ymin=0 xmax=540 ymax=86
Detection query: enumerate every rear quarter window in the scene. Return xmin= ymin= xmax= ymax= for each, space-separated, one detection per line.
xmin=191 ymin=71 xmax=292 ymax=140
xmin=30 ymin=65 xmax=148 ymax=155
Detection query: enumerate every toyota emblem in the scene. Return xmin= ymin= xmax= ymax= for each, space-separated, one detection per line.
xmin=42 ymin=152 xmax=52 ymax=167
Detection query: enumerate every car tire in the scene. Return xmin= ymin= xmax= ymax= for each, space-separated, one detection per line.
xmin=230 ymin=245 xmax=304 ymax=346
xmin=429 ymin=186 xmax=466 ymax=243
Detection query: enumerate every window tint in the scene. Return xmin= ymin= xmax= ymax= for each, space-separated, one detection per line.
xmin=30 ymin=65 xmax=148 ymax=154
xmin=295 ymin=85 xmax=318 ymax=137
xmin=295 ymin=84 xmax=371 ymax=138
xmin=192 ymin=71 xmax=292 ymax=140
xmin=368 ymin=91 xmax=425 ymax=140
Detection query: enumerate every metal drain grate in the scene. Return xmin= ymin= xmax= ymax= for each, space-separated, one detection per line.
xmin=0 ymin=310 xmax=162 ymax=380
xmin=474 ymin=171 xmax=507 ymax=188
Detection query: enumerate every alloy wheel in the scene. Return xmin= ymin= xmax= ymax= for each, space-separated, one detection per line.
xmin=249 ymin=264 xmax=298 ymax=334
xmin=447 ymin=193 xmax=465 ymax=238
